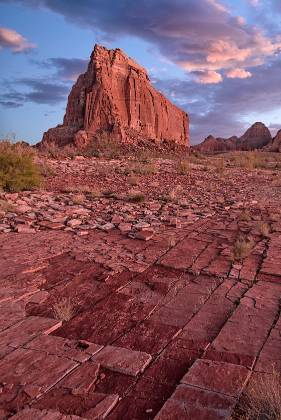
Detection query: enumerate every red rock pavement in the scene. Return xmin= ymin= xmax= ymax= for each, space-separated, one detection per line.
xmin=1 ymin=158 xmax=281 ymax=419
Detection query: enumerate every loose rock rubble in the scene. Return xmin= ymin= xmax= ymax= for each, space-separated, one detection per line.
xmin=0 ymin=155 xmax=281 ymax=419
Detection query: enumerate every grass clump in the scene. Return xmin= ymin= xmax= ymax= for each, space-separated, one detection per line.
xmin=72 ymin=193 xmax=85 ymax=205
xmin=0 ymin=141 xmax=42 ymax=192
xmin=232 ymin=235 xmax=254 ymax=262
xmin=239 ymin=211 xmax=252 ymax=222
xmin=53 ymin=297 xmax=74 ymax=322
xmin=216 ymin=157 xmax=225 ymax=177
xmin=131 ymin=162 xmax=157 ymax=176
xmin=127 ymin=192 xmax=145 ymax=203
xmin=258 ymin=221 xmax=270 ymax=238
xmin=177 ymin=159 xmax=191 ymax=175
xmin=236 ymin=370 xmax=281 ymax=420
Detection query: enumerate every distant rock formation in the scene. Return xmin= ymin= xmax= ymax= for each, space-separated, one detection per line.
xmin=194 ymin=122 xmax=272 ymax=154
xmin=194 ymin=135 xmax=237 ymax=154
xmin=266 ymin=129 xmax=281 ymax=152
xmin=238 ymin=122 xmax=272 ymax=150
xmin=41 ymin=44 xmax=189 ymax=148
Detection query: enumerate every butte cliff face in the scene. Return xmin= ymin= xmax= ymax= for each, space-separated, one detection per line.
xmin=194 ymin=122 xmax=272 ymax=154
xmin=238 ymin=122 xmax=272 ymax=150
xmin=267 ymin=129 xmax=281 ymax=152
xmin=41 ymin=45 xmax=189 ymax=148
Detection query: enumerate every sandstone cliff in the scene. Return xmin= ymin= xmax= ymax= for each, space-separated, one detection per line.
xmin=41 ymin=45 xmax=189 ymax=148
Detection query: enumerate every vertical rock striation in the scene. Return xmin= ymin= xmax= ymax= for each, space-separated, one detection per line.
xmin=41 ymin=45 xmax=189 ymax=148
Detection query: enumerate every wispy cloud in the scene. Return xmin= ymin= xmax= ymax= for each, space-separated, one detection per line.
xmin=0 ymin=78 xmax=69 ymax=107
xmin=0 ymin=27 xmax=36 ymax=53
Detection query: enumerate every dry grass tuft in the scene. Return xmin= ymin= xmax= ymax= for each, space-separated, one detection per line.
xmin=53 ymin=297 xmax=74 ymax=322
xmin=237 ymin=370 xmax=281 ymax=420
xmin=216 ymin=157 xmax=225 ymax=177
xmin=72 ymin=193 xmax=85 ymax=205
xmin=232 ymin=236 xmax=254 ymax=262
xmin=131 ymin=162 xmax=158 ymax=175
xmin=177 ymin=159 xmax=191 ymax=175
xmin=127 ymin=192 xmax=145 ymax=203
xmin=239 ymin=211 xmax=252 ymax=222
xmin=166 ymin=184 xmax=183 ymax=203
xmin=258 ymin=221 xmax=271 ymax=238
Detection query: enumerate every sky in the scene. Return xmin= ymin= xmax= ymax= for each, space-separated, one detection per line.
xmin=0 ymin=0 xmax=281 ymax=145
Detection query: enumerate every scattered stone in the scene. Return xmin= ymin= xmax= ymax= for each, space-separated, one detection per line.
xmin=134 ymin=229 xmax=154 ymax=241
xmin=67 ymin=219 xmax=82 ymax=228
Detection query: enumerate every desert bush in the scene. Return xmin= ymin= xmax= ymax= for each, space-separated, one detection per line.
xmin=177 ymin=159 xmax=191 ymax=174
xmin=127 ymin=192 xmax=145 ymax=203
xmin=232 ymin=236 xmax=254 ymax=262
xmin=102 ymin=190 xmax=115 ymax=198
xmin=0 ymin=141 xmax=42 ymax=192
xmin=85 ymin=133 xmax=123 ymax=159
xmin=53 ymin=297 xmax=74 ymax=322
xmin=237 ymin=370 xmax=281 ymax=420
xmin=42 ymin=142 xmax=78 ymax=159
xmin=131 ymin=162 xmax=157 ymax=175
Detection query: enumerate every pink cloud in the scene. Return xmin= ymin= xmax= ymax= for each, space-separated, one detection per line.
xmin=0 ymin=27 xmax=36 ymax=53
xmin=177 ymin=32 xmax=281 ymax=82
xmin=226 ymin=68 xmax=252 ymax=79
xmin=193 ymin=70 xmax=223 ymax=84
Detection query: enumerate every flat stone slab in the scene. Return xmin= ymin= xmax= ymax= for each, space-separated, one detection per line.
xmin=93 ymin=345 xmax=152 ymax=376
xmin=34 ymin=389 xmax=119 ymax=419
xmin=0 ymin=348 xmax=77 ymax=399
xmin=181 ymin=359 xmax=251 ymax=398
xmin=159 ymin=238 xmax=207 ymax=270
xmin=0 ymin=316 xmax=62 ymax=348
xmin=24 ymin=335 xmax=103 ymax=363
xmin=0 ymin=301 xmax=26 ymax=332
xmin=155 ymin=384 xmax=235 ymax=420
xmin=11 ymin=408 xmax=85 ymax=419
xmin=58 ymin=361 xmax=101 ymax=395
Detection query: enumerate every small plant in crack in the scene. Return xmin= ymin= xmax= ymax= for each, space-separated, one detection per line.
xmin=53 ymin=297 xmax=74 ymax=322
xmin=258 ymin=221 xmax=271 ymax=238
xmin=234 ymin=368 xmax=281 ymax=420
xmin=232 ymin=235 xmax=255 ymax=262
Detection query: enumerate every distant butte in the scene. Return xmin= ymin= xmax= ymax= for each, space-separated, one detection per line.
xmin=41 ymin=44 xmax=189 ymax=148
xmin=194 ymin=122 xmax=273 ymax=154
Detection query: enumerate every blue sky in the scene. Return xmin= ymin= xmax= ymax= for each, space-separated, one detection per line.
xmin=0 ymin=0 xmax=281 ymax=144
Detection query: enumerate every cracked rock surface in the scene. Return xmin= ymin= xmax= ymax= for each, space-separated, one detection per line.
xmin=0 ymin=156 xmax=281 ymax=419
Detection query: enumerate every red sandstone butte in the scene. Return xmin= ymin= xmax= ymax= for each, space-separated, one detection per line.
xmin=41 ymin=45 xmax=189 ymax=148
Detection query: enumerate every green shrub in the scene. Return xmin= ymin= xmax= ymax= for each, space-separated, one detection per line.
xmin=0 ymin=141 xmax=42 ymax=192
